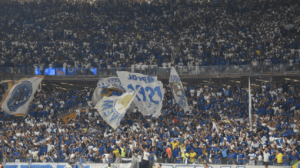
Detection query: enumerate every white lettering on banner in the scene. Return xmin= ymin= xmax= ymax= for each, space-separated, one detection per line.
xmin=117 ymin=71 xmax=164 ymax=117
xmin=154 ymin=163 xmax=291 ymax=168
xmin=97 ymin=77 xmax=124 ymax=89
xmin=169 ymin=67 xmax=189 ymax=112
xmin=127 ymin=74 xmax=155 ymax=83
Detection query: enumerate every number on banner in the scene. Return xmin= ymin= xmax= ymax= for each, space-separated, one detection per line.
xmin=127 ymin=84 xmax=162 ymax=104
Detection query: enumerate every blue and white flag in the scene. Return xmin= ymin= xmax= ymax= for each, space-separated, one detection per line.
xmin=66 ymin=67 xmax=76 ymax=76
xmin=117 ymin=72 xmax=164 ymax=118
xmin=169 ymin=67 xmax=189 ymax=112
xmin=0 ymin=76 xmax=44 ymax=116
xmin=273 ymin=138 xmax=284 ymax=148
xmin=91 ymin=77 xmax=125 ymax=106
xmin=95 ymin=91 xmax=137 ymax=129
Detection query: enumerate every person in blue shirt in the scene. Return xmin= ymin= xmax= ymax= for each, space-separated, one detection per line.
xmin=172 ymin=146 xmax=179 ymax=161
xmin=42 ymin=107 xmax=48 ymax=118
xmin=282 ymin=152 xmax=290 ymax=166
xmin=175 ymin=151 xmax=182 ymax=163
xmin=220 ymin=146 xmax=228 ymax=164
xmin=87 ymin=150 xmax=94 ymax=163
xmin=269 ymin=152 xmax=276 ymax=165
xmin=228 ymin=150 xmax=236 ymax=164
xmin=214 ymin=151 xmax=221 ymax=164
xmin=242 ymin=151 xmax=248 ymax=165
xmin=149 ymin=148 xmax=156 ymax=168
xmin=11 ymin=149 xmax=20 ymax=162
xmin=291 ymin=152 xmax=299 ymax=162
xmin=237 ymin=150 xmax=244 ymax=165
xmin=59 ymin=152 xmax=66 ymax=162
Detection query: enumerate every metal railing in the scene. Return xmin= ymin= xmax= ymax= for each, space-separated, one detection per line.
xmin=158 ymin=157 xmax=292 ymax=166
xmin=1 ymin=63 xmax=300 ymax=78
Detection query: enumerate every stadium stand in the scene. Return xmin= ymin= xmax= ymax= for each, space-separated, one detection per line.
xmin=0 ymin=0 xmax=300 ymax=73
xmin=0 ymin=0 xmax=300 ymax=167
xmin=0 ymin=80 xmax=299 ymax=166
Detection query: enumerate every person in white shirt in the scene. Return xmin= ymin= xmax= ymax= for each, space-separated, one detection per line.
xmin=102 ymin=149 xmax=110 ymax=163
xmin=247 ymin=150 xmax=256 ymax=165
xmin=64 ymin=162 xmax=72 ymax=168
xmin=142 ymin=148 xmax=150 ymax=168
xmin=263 ymin=148 xmax=270 ymax=168
xmin=257 ymin=151 xmax=263 ymax=165
xmin=76 ymin=107 xmax=81 ymax=118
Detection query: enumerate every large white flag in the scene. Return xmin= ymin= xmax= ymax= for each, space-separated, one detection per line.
xmin=169 ymin=67 xmax=189 ymax=112
xmin=95 ymin=91 xmax=136 ymax=129
xmin=91 ymin=77 xmax=125 ymax=105
xmin=0 ymin=76 xmax=44 ymax=116
xmin=117 ymin=71 xmax=164 ymax=117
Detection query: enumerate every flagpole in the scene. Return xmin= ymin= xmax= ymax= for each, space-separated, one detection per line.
xmin=249 ymin=77 xmax=252 ymax=131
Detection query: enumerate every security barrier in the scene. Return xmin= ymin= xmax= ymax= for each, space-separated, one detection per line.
xmin=4 ymin=163 xmax=132 ymax=168
xmin=153 ymin=163 xmax=292 ymax=168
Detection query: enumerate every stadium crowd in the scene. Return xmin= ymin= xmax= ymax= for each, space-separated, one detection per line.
xmin=0 ymin=81 xmax=299 ymax=167
xmin=0 ymin=0 xmax=300 ymax=74
xmin=0 ymin=0 xmax=300 ymax=167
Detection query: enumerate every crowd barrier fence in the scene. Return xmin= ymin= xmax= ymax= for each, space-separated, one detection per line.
xmin=1 ymin=63 xmax=300 ymax=78
xmin=154 ymin=163 xmax=292 ymax=168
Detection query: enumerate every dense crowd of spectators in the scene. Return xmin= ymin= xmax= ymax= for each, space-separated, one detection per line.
xmin=0 ymin=0 xmax=300 ymax=167
xmin=0 ymin=80 xmax=299 ymax=167
xmin=0 ymin=0 xmax=300 ymax=74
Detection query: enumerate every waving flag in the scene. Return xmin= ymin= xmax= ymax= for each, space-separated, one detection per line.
xmin=292 ymin=160 xmax=300 ymax=168
xmin=66 ymin=67 xmax=76 ymax=76
xmin=92 ymin=77 xmax=125 ymax=105
xmin=92 ymin=87 xmax=103 ymax=106
xmin=0 ymin=80 xmax=14 ymax=109
xmin=0 ymin=76 xmax=44 ymax=116
xmin=169 ymin=67 xmax=189 ymax=112
xmin=95 ymin=91 xmax=137 ymax=129
xmin=117 ymin=71 xmax=164 ymax=118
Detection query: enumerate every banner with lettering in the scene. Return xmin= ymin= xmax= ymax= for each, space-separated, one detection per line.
xmin=169 ymin=67 xmax=189 ymax=112
xmin=95 ymin=91 xmax=137 ymax=129
xmin=117 ymin=72 xmax=164 ymax=117
xmin=91 ymin=77 xmax=125 ymax=106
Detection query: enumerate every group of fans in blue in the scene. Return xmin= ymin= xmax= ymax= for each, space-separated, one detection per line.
xmin=0 ymin=80 xmax=299 ymax=167
xmin=0 ymin=0 xmax=300 ymax=167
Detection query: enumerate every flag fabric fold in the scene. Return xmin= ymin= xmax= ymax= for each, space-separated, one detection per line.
xmin=292 ymin=160 xmax=300 ymax=168
xmin=117 ymin=71 xmax=164 ymax=118
xmin=0 ymin=76 xmax=44 ymax=116
xmin=95 ymin=91 xmax=136 ymax=129
xmin=169 ymin=67 xmax=189 ymax=112
xmin=0 ymin=80 xmax=14 ymax=105
xmin=91 ymin=77 xmax=125 ymax=106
